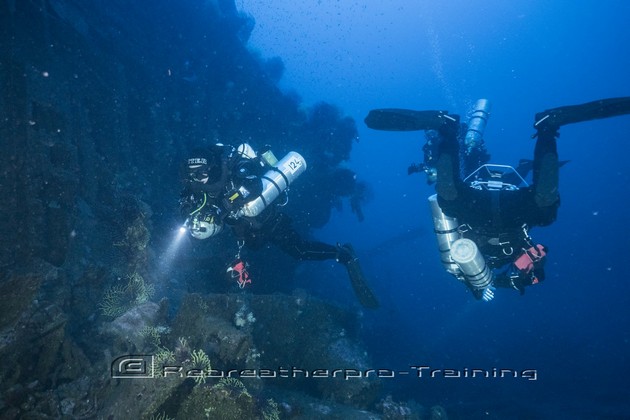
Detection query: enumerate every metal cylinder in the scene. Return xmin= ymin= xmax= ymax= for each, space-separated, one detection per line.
xmin=464 ymin=99 xmax=492 ymax=151
xmin=450 ymin=238 xmax=493 ymax=289
xmin=261 ymin=149 xmax=279 ymax=166
xmin=239 ymin=151 xmax=307 ymax=217
xmin=236 ymin=143 xmax=257 ymax=159
xmin=428 ymin=194 xmax=461 ymax=276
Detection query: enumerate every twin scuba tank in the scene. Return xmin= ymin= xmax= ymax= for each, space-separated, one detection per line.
xmin=428 ymin=195 xmax=493 ymax=290
xmin=427 ymin=99 xmax=494 ymax=290
xmin=463 ymin=99 xmax=491 ymax=154
xmin=236 ymin=145 xmax=307 ymax=218
xmin=188 ymin=144 xmax=306 ymax=239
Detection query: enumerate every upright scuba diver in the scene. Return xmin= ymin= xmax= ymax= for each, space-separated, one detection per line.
xmin=179 ymin=143 xmax=379 ymax=309
xmin=365 ymin=97 xmax=630 ymax=301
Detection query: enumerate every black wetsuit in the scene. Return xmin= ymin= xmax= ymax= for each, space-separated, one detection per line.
xmin=365 ymin=97 xmax=630 ymax=299
xmin=181 ymin=148 xmax=340 ymax=262
xmin=434 ymin=119 xmax=559 ymax=273
xmin=180 ymin=145 xmax=379 ymax=309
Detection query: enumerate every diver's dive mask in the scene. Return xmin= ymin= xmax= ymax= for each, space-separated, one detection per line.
xmin=186 ymin=157 xmax=209 ymax=183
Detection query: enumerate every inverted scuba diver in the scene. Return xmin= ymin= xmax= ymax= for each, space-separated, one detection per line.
xmin=365 ymin=96 xmax=630 ymax=301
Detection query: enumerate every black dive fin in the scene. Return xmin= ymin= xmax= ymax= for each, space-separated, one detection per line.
xmin=535 ymin=97 xmax=630 ymax=130
xmin=345 ymin=258 xmax=379 ymax=309
xmin=365 ymin=108 xmax=451 ymax=131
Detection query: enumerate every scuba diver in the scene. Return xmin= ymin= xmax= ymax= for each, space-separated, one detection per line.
xmin=365 ymin=97 xmax=630 ymax=301
xmin=179 ymin=143 xmax=379 ymax=309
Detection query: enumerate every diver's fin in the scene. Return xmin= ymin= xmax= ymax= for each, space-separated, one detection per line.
xmin=346 ymin=258 xmax=380 ymax=309
xmin=339 ymin=244 xmax=379 ymax=309
xmin=365 ymin=108 xmax=452 ymax=131
xmin=534 ymin=97 xmax=630 ymax=130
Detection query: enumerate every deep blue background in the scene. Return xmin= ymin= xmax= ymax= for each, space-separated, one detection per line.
xmin=239 ymin=0 xmax=630 ymax=417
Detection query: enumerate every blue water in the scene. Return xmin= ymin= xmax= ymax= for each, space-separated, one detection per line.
xmin=240 ymin=0 xmax=630 ymax=417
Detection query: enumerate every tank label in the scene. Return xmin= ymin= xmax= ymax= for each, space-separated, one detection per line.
xmin=286 ymin=157 xmax=303 ymax=174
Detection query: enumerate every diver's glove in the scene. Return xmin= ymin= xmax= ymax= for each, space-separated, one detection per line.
xmin=481 ymin=286 xmax=496 ymax=302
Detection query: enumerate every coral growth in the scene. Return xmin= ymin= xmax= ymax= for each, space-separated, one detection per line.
xmin=190 ymin=349 xmax=212 ymax=384
xmin=262 ymin=398 xmax=280 ymax=420
xmin=99 ymin=272 xmax=155 ymax=317
xmin=213 ymin=377 xmax=251 ymax=398
xmin=234 ymin=303 xmax=256 ymax=328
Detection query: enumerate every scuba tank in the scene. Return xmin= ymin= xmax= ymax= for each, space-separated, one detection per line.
xmin=238 ymin=151 xmax=307 ymax=218
xmin=428 ymin=194 xmax=493 ymax=290
xmin=260 ymin=147 xmax=279 ymax=166
xmin=449 ymin=238 xmax=494 ymax=290
xmin=428 ymin=194 xmax=462 ymax=276
xmin=464 ymin=99 xmax=491 ymax=153
xmin=235 ymin=143 xmax=257 ymax=159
